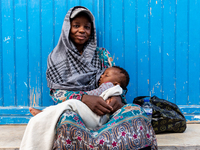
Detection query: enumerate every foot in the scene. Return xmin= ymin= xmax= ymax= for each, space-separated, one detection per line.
xmin=29 ymin=107 xmax=42 ymax=116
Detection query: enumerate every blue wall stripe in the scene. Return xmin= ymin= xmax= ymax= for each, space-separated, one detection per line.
xmin=68 ymin=0 xmax=80 ymax=8
xmin=149 ymin=0 xmax=163 ymax=98
xmin=188 ymin=0 xmax=200 ymax=105
xmin=2 ymin=0 xmax=15 ymax=106
xmin=161 ymin=0 xmax=164 ymax=99
xmin=137 ymin=0 xmax=149 ymax=96
xmin=53 ymin=0 xmax=55 ymax=49
xmin=105 ymin=0 xmax=112 ymax=54
xmin=176 ymin=0 xmax=188 ymax=105
xmin=122 ymin=0 xmax=125 ymax=68
xmin=147 ymin=0 xmax=150 ymax=96
xmin=0 ymin=0 xmax=3 ymax=106
xmin=109 ymin=0 xmax=112 ymax=54
xmin=28 ymin=0 xmax=41 ymax=107
xmin=41 ymin=0 xmax=54 ymax=106
xmin=110 ymin=0 xmax=124 ymax=66
xmin=95 ymin=0 xmax=102 ymax=47
xmin=54 ymin=0 xmax=67 ymax=46
xmin=26 ymin=0 xmax=30 ymax=107
xmin=124 ymin=0 xmax=137 ymax=100
xmin=162 ymin=0 xmax=176 ymax=103
xmin=174 ymin=0 xmax=177 ymax=104
xmin=99 ymin=0 xmax=105 ymax=47
xmin=187 ymin=0 xmax=189 ymax=105
xmin=15 ymin=0 xmax=28 ymax=106
xmin=135 ymin=0 xmax=138 ymax=97
xmin=39 ymin=0 xmax=42 ymax=106
xmin=13 ymin=0 xmax=17 ymax=106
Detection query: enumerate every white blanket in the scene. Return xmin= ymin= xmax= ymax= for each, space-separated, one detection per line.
xmin=20 ymin=85 xmax=122 ymax=150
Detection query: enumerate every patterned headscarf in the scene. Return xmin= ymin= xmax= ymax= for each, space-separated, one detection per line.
xmin=46 ymin=6 xmax=103 ymax=91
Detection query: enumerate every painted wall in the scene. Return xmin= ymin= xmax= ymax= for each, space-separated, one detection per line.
xmin=0 ymin=0 xmax=200 ymax=124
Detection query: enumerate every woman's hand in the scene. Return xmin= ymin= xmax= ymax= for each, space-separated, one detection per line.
xmin=107 ymin=96 xmax=124 ymax=113
xmin=82 ymin=95 xmax=113 ymax=116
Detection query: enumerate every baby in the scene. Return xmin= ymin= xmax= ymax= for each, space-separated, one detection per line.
xmin=29 ymin=66 xmax=130 ymax=129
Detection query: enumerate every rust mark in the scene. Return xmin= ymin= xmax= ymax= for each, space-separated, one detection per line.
xmin=187 ymin=120 xmax=200 ymax=124
xmin=150 ymin=86 xmax=155 ymax=96
xmin=33 ymin=94 xmax=36 ymax=107
xmin=29 ymin=87 xmax=41 ymax=107
xmin=150 ymin=7 xmax=152 ymax=16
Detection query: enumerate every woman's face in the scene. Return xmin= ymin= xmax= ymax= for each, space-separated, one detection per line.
xmin=69 ymin=14 xmax=92 ymax=47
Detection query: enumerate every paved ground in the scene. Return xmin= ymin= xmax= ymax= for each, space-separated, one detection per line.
xmin=156 ymin=124 xmax=200 ymax=150
xmin=0 ymin=125 xmax=26 ymax=150
xmin=0 ymin=124 xmax=199 ymax=150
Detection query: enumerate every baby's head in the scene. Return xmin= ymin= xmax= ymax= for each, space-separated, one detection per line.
xmin=98 ymin=66 xmax=130 ymax=90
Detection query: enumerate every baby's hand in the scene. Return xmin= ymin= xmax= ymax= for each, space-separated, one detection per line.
xmin=105 ymin=98 xmax=112 ymax=105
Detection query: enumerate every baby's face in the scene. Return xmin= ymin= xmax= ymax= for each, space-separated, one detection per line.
xmin=99 ymin=67 xmax=122 ymax=86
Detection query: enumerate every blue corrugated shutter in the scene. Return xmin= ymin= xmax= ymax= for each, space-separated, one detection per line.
xmin=0 ymin=0 xmax=200 ymax=124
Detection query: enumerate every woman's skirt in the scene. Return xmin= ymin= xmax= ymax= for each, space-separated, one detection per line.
xmin=53 ymin=104 xmax=157 ymax=150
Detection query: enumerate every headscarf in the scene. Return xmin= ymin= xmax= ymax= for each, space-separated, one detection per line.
xmin=46 ymin=6 xmax=104 ymax=91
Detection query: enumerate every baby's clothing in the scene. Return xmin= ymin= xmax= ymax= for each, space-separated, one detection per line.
xmin=86 ymin=82 xmax=114 ymax=96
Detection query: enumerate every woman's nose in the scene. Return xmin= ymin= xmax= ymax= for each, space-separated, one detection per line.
xmin=79 ymin=26 xmax=85 ymax=33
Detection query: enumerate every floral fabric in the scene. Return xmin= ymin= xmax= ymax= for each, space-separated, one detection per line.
xmin=53 ymin=104 xmax=157 ymax=150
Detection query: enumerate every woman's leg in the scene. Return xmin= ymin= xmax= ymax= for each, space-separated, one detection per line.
xmin=53 ymin=104 xmax=157 ymax=150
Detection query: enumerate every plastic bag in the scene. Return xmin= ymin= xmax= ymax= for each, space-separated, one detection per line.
xmin=133 ymin=96 xmax=187 ymax=134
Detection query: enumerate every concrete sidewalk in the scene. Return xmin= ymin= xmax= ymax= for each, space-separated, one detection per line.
xmin=0 ymin=124 xmax=200 ymax=150
xmin=156 ymin=124 xmax=200 ymax=150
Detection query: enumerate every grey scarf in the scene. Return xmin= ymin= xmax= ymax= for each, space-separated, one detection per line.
xmin=46 ymin=6 xmax=103 ymax=91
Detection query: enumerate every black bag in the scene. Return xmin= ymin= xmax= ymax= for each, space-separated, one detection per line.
xmin=133 ymin=96 xmax=187 ymax=134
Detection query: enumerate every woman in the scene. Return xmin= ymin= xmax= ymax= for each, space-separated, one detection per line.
xmin=47 ymin=6 xmax=157 ymax=150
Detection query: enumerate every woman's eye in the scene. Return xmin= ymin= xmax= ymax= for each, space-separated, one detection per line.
xmin=73 ymin=25 xmax=79 ymax=28
xmin=85 ymin=26 xmax=90 ymax=30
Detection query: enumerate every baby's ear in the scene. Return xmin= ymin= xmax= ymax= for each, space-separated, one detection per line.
xmin=113 ymin=82 xmax=120 ymax=86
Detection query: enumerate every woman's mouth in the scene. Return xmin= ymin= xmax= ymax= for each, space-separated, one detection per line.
xmin=76 ymin=36 xmax=85 ymax=40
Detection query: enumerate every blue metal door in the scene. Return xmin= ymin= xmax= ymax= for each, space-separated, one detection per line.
xmin=0 ymin=0 xmax=200 ymax=124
